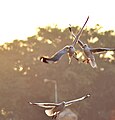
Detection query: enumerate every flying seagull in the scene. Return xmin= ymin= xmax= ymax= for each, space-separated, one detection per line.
xmin=40 ymin=16 xmax=89 ymax=64
xmin=29 ymin=94 xmax=90 ymax=119
xmin=69 ymin=26 xmax=115 ymax=68
xmin=40 ymin=45 xmax=70 ymax=64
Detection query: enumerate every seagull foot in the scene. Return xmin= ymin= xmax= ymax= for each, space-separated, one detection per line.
xmin=52 ymin=114 xmax=57 ymax=119
xmin=73 ymin=56 xmax=79 ymax=61
xmin=83 ymin=59 xmax=89 ymax=64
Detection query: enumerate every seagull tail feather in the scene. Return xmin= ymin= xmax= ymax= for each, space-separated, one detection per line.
xmin=89 ymin=60 xmax=97 ymax=68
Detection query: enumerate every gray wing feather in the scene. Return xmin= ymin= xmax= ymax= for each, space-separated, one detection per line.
xmin=50 ymin=47 xmax=68 ymax=61
xmin=72 ymin=16 xmax=89 ymax=46
xmin=78 ymin=39 xmax=85 ymax=48
xmin=68 ymin=25 xmax=85 ymax=48
xmin=90 ymin=48 xmax=115 ymax=54
xmin=40 ymin=46 xmax=68 ymax=63
xmin=65 ymin=94 xmax=90 ymax=106
xmin=29 ymin=102 xmax=59 ymax=108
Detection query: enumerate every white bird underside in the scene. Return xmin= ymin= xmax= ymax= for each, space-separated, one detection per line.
xmin=45 ymin=108 xmax=56 ymax=116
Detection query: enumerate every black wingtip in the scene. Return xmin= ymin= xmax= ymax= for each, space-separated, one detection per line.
xmin=40 ymin=57 xmax=49 ymax=63
xmin=86 ymin=16 xmax=89 ymax=21
xmin=69 ymin=27 xmax=72 ymax=32
xmin=86 ymin=16 xmax=89 ymax=23
xmin=68 ymin=24 xmax=72 ymax=32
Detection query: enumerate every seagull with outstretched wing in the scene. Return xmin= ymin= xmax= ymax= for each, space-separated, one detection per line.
xmin=29 ymin=94 xmax=90 ymax=119
xmin=40 ymin=45 xmax=70 ymax=64
xmin=40 ymin=16 xmax=89 ymax=64
xmin=69 ymin=26 xmax=115 ymax=68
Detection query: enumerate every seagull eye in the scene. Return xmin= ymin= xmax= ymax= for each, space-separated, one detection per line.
xmin=65 ymin=47 xmax=68 ymax=49
xmin=66 ymin=47 xmax=70 ymax=50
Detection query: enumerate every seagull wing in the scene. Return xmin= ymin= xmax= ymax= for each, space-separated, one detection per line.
xmin=78 ymin=39 xmax=85 ymax=49
xmin=69 ymin=16 xmax=89 ymax=46
xmin=69 ymin=27 xmax=84 ymax=48
xmin=29 ymin=102 xmax=59 ymax=108
xmin=65 ymin=94 xmax=90 ymax=107
xmin=90 ymin=48 xmax=115 ymax=54
xmin=68 ymin=25 xmax=85 ymax=49
xmin=72 ymin=16 xmax=89 ymax=46
xmin=40 ymin=46 xmax=68 ymax=64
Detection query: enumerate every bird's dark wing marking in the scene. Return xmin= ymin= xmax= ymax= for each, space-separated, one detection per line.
xmin=90 ymin=48 xmax=115 ymax=54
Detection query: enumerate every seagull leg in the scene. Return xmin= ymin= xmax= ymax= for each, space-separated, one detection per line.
xmin=73 ymin=52 xmax=79 ymax=61
xmin=52 ymin=115 xmax=55 ymax=119
xmin=52 ymin=114 xmax=57 ymax=119
xmin=69 ymin=57 xmax=72 ymax=64
xmin=68 ymin=53 xmax=73 ymax=64
xmin=55 ymin=114 xmax=59 ymax=120
xmin=73 ymin=55 xmax=79 ymax=61
xmin=83 ymin=59 xmax=89 ymax=64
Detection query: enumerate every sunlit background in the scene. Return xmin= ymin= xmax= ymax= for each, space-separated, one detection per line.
xmin=0 ymin=0 xmax=115 ymax=120
xmin=0 ymin=0 xmax=115 ymax=45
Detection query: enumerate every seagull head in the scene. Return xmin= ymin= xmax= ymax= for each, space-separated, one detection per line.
xmin=83 ymin=44 xmax=88 ymax=48
xmin=65 ymin=45 xmax=75 ymax=52
xmin=61 ymin=101 xmax=66 ymax=106
xmin=69 ymin=45 xmax=74 ymax=49
xmin=64 ymin=45 xmax=70 ymax=52
xmin=62 ymin=101 xmax=66 ymax=104
xmin=69 ymin=45 xmax=75 ymax=52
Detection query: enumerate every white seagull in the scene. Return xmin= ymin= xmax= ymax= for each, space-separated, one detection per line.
xmin=40 ymin=16 xmax=89 ymax=64
xmin=69 ymin=26 xmax=115 ymax=68
xmin=29 ymin=94 xmax=90 ymax=119
xmin=40 ymin=45 xmax=70 ymax=64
